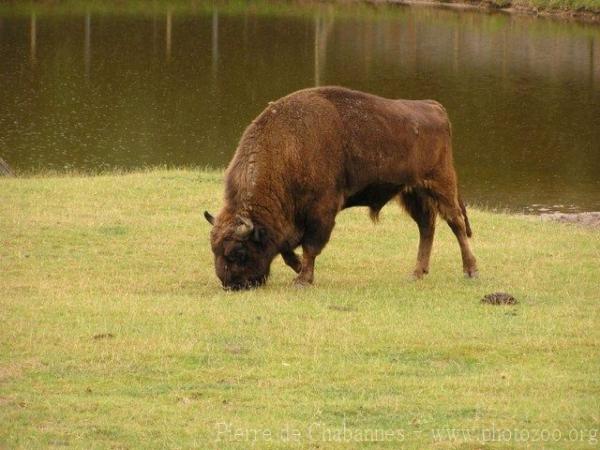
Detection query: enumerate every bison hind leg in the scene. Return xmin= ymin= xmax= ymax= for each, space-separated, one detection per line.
xmin=426 ymin=181 xmax=478 ymax=278
xmin=399 ymin=189 xmax=437 ymax=279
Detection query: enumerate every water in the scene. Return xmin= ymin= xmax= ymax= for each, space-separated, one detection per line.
xmin=1 ymin=3 xmax=599 ymax=213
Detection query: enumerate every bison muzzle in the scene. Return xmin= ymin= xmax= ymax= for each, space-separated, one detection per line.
xmin=205 ymin=86 xmax=478 ymax=290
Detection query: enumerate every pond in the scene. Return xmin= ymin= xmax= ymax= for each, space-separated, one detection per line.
xmin=1 ymin=2 xmax=599 ymax=213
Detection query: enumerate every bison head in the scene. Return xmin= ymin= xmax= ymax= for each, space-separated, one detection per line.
xmin=204 ymin=211 xmax=276 ymax=290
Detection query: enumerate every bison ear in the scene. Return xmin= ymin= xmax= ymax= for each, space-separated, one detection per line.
xmin=204 ymin=211 xmax=215 ymax=226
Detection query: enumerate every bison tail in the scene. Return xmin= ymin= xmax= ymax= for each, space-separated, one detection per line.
xmin=459 ymin=195 xmax=473 ymax=238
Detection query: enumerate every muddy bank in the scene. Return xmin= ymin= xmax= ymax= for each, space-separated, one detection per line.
xmin=540 ymin=212 xmax=600 ymax=228
xmin=387 ymin=0 xmax=600 ymax=23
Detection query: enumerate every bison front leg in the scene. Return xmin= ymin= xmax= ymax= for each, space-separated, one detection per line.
xmin=293 ymin=206 xmax=337 ymax=287
xmin=281 ymin=249 xmax=302 ymax=274
xmin=294 ymin=249 xmax=317 ymax=286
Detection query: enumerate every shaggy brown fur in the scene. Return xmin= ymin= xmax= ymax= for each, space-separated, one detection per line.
xmin=205 ymin=86 xmax=478 ymax=289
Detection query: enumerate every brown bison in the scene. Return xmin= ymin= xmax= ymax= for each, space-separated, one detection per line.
xmin=204 ymin=86 xmax=478 ymax=290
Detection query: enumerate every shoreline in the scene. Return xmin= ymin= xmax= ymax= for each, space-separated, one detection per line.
xmin=381 ymin=0 xmax=600 ymax=23
xmin=2 ymin=168 xmax=599 ymax=227
xmin=539 ymin=212 xmax=600 ymax=228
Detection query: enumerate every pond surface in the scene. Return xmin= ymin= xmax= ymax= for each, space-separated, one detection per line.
xmin=1 ymin=3 xmax=599 ymax=212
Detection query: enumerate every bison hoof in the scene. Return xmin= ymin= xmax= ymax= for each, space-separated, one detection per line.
xmin=412 ymin=268 xmax=429 ymax=280
xmin=293 ymin=276 xmax=313 ymax=288
xmin=464 ymin=269 xmax=479 ymax=279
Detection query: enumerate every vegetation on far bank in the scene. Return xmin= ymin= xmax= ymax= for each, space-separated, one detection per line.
xmin=0 ymin=0 xmax=598 ymax=19
xmin=435 ymin=0 xmax=600 ymax=14
xmin=1 ymin=169 xmax=599 ymax=448
xmin=500 ymin=0 xmax=599 ymax=12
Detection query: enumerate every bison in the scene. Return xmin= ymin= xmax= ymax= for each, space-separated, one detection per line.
xmin=204 ymin=86 xmax=478 ymax=290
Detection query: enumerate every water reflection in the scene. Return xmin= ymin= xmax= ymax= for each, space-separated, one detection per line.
xmin=212 ymin=9 xmax=218 ymax=77
xmin=166 ymin=9 xmax=172 ymax=61
xmin=29 ymin=12 xmax=36 ymax=65
xmin=0 ymin=4 xmax=599 ymax=212
xmin=84 ymin=12 xmax=90 ymax=78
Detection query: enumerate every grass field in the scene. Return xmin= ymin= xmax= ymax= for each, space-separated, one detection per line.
xmin=1 ymin=169 xmax=599 ymax=448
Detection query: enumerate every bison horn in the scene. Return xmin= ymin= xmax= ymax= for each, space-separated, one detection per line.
xmin=204 ymin=211 xmax=215 ymax=226
xmin=235 ymin=215 xmax=254 ymax=237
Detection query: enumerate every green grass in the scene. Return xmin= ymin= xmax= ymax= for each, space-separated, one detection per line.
xmin=1 ymin=169 xmax=599 ymax=448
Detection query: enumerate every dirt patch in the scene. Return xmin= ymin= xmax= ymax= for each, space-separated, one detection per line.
xmin=0 ymin=358 xmax=41 ymax=382
xmin=93 ymin=333 xmax=115 ymax=340
xmin=328 ymin=304 xmax=356 ymax=312
xmin=540 ymin=212 xmax=600 ymax=229
xmin=481 ymin=292 xmax=517 ymax=305
xmin=224 ymin=344 xmax=249 ymax=355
